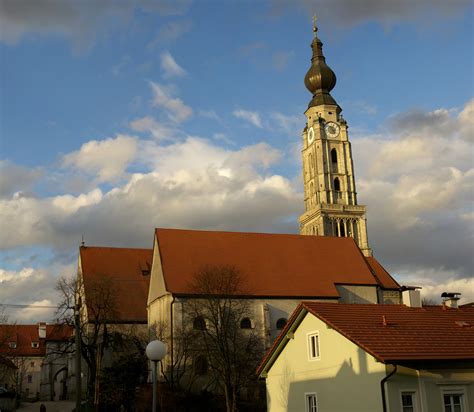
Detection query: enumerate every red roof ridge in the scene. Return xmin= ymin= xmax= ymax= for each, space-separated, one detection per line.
xmin=81 ymin=245 xmax=152 ymax=252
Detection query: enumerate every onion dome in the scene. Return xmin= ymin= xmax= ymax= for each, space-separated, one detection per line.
xmin=304 ymin=25 xmax=340 ymax=110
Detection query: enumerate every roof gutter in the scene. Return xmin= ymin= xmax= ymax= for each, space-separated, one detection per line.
xmin=381 ymin=364 xmax=397 ymax=412
xmin=170 ymin=295 xmax=176 ymax=388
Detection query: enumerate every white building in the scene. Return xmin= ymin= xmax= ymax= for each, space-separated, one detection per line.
xmin=257 ymin=301 xmax=474 ymax=412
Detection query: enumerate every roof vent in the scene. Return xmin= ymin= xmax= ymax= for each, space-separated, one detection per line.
xmin=442 ymin=292 xmax=461 ymax=309
xmin=401 ymin=286 xmax=422 ymax=308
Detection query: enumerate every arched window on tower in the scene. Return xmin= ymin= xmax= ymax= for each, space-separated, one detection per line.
xmin=339 ymin=220 xmax=346 ymax=237
xmin=334 ymin=177 xmax=341 ymax=201
xmin=308 ymin=153 xmax=314 ymax=177
xmin=331 ymin=148 xmax=338 ymax=172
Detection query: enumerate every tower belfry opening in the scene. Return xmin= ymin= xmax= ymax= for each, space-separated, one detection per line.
xmin=299 ymin=19 xmax=372 ymax=256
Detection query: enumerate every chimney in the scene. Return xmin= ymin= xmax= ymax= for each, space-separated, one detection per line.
xmin=441 ymin=292 xmax=461 ymax=309
xmin=401 ymin=286 xmax=422 ymax=308
xmin=38 ymin=322 xmax=47 ymax=339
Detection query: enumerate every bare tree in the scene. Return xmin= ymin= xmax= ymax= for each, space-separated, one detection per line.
xmin=186 ymin=265 xmax=265 ymax=412
xmin=150 ymin=320 xmax=200 ymax=393
xmin=0 ymin=310 xmax=17 ymax=388
xmin=55 ymin=275 xmax=126 ymax=405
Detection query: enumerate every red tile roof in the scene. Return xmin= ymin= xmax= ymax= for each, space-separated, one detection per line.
xmin=79 ymin=246 xmax=152 ymax=322
xmin=0 ymin=324 xmax=73 ymax=357
xmin=258 ymin=303 xmax=474 ymax=375
xmin=365 ymin=256 xmax=400 ymax=289
xmin=155 ymin=229 xmax=387 ymax=297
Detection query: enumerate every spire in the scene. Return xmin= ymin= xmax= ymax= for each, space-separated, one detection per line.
xmin=304 ymin=17 xmax=340 ymax=110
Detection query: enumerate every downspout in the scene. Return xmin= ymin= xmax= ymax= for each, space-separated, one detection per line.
xmin=170 ymin=296 xmax=176 ymax=388
xmin=381 ymin=364 xmax=397 ymax=412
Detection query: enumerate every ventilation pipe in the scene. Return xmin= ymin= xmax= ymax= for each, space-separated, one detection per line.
xmin=441 ymin=292 xmax=461 ymax=309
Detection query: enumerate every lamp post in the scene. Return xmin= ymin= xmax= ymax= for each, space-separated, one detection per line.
xmin=146 ymin=340 xmax=166 ymax=412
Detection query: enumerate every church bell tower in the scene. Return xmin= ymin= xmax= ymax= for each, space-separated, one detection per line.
xmin=299 ymin=19 xmax=372 ymax=257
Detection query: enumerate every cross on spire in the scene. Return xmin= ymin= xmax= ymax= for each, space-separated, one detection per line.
xmin=312 ymin=14 xmax=318 ymax=37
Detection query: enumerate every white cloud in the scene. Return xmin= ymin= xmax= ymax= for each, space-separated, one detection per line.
xmin=130 ymin=116 xmax=176 ymax=141
xmin=15 ymin=300 xmax=56 ymax=323
xmin=270 ymin=0 xmax=471 ymax=28
xmin=213 ymin=133 xmax=235 ymax=145
xmin=160 ymin=51 xmax=186 ymax=78
xmin=0 ymin=262 xmax=74 ymax=323
xmin=62 ymin=135 xmax=138 ymax=183
xmin=147 ymin=20 xmax=192 ymax=50
xmin=0 ymin=0 xmax=192 ymax=51
xmin=0 ymin=160 xmax=43 ymax=198
xmin=352 ymin=100 xmax=474 ymax=280
xmin=0 ymin=189 xmax=103 ymax=249
xmin=0 ymin=137 xmax=299 ymax=253
xmin=0 ymin=267 xmax=35 ymax=283
xmin=415 ymin=277 xmax=474 ymax=305
xmin=149 ymin=81 xmax=193 ymax=123
xmin=272 ymin=50 xmax=294 ymax=70
xmin=111 ymin=55 xmax=131 ymax=76
xmin=271 ymin=112 xmax=303 ymax=135
xmin=233 ymin=109 xmax=263 ymax=128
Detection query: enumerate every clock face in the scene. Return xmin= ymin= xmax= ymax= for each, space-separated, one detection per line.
xmin=308 ymin=127 xmax=315 ymax=144
xmin=324 ymin=122 xmax=340 ymax=138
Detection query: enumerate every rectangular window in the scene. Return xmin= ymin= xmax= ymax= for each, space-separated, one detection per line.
xmin=8 ymin=342 xmax=16 ymax=349
xmin=444 ymin=393 xmax=463 ymax=412
xmin=307 ymin=332 xmax=320 ymax=360
xmin=305 ymin=393 xmax=318 ymax=412
xmin=27 ymin=375 xmax=32 ymax=383
xmin=31 ymin=342 xmax=39 ymax=348
xmin=401 ymin=392 xmax=416 ymax=412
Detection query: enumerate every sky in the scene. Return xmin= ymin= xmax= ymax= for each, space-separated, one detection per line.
xmin=0 ymin=0 xmax=473 ymax=322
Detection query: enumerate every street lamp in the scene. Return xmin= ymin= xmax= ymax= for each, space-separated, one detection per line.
xmin=146 ymin=340 xmax=166 ymax=412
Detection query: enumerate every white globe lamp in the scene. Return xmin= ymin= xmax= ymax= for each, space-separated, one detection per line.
xmin=146 ymin=340 xmax=166 ymax=412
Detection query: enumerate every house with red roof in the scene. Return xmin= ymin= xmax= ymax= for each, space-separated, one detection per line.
xmin=76 ymin=245 xmax=153 ymax=400
xmin=77 ymin=245 xmax=153 ymax=326
xmin=257 ymin=301 xmax=474 ymax=412
xmin=0 ymin=323 xmax=73 ymax=401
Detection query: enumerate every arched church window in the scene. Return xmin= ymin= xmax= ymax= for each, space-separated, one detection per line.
xmin=334 ymin=177 xmax=341 ymax=192
xmin=194 ymin=355 xmax=208 ymax=376
xmin=240 ymin=317 xmax=252 ymax=329
xmin=276 ymin=318 xmax=287 ymax=330
xmin=309 ymin=153 xmax=314 ymax=176
xmin=193 ymin=316 xmax=206 ymax=331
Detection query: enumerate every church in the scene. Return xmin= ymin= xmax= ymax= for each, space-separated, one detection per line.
xmin=76 ymin=20 xmax=403 ymax=399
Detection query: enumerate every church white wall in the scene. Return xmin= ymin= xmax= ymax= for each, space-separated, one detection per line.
xmin=147 ymin=237 xmax=168 ymax=306
xmin=147 ymin=285 xmax=381 ymax=349
xmin=335 ymin=285 xmax=378 ymax=304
